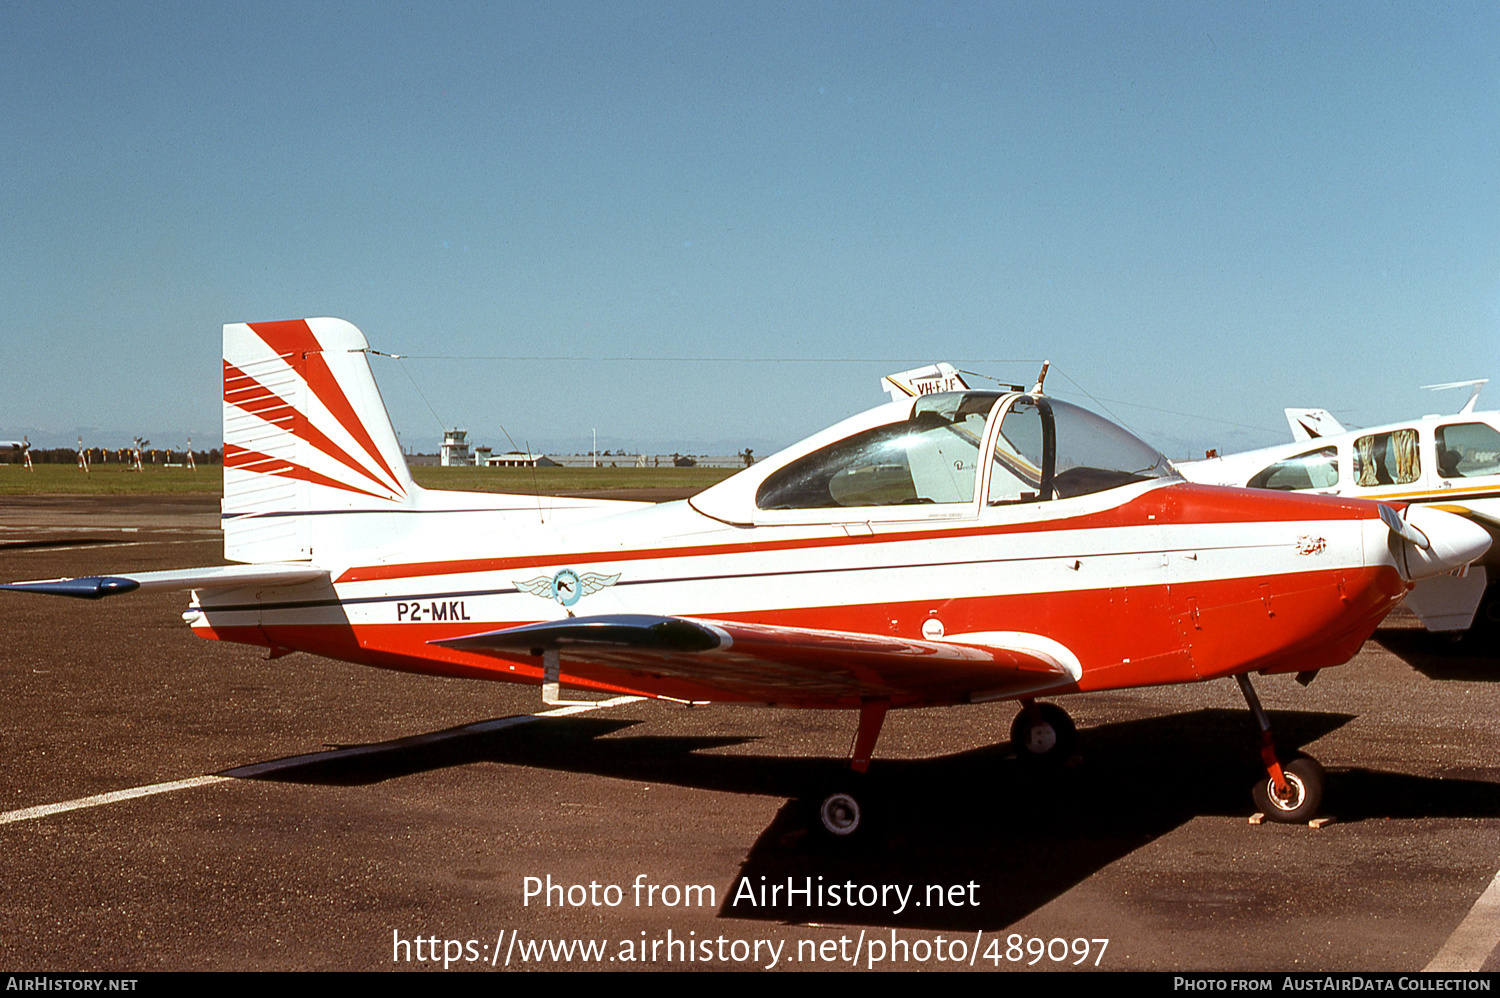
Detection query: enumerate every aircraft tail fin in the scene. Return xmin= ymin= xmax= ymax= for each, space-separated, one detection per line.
xmin=881 ymin=363 xmax=969 ymax=401
xmin=223 ymin=318 xmax=419 ymax=562
xmin=1284 ymin=407 xmax=1346 ymax=442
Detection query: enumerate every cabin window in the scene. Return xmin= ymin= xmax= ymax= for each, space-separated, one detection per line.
xmin=1436 ymin=422 xmax=1500 ymax=479
xmin=1353 ymin=429 xmax=1421 ymax=487
xmin=1247 ymin=446 xmax=1339 ymax=491
xmin=756 ymin=392 xmax=998 ymax=510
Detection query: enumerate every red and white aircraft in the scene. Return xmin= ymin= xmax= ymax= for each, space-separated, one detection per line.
xmin=4 ymin=319 xmax=1490 ymax=833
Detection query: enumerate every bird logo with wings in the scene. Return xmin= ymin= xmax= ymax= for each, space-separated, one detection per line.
xmin=512 ymin=568 xmax=621 ymax=607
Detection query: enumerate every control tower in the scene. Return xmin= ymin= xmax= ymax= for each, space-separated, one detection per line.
xmin=440 ymin=428 xmax=469 ymax=467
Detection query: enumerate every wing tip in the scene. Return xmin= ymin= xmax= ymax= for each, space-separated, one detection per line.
xmin=0 ymin=576 xmax=141 ymax=600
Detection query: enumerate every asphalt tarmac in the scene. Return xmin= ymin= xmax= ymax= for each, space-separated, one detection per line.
xmin=1 ymin=496 xmax=1498 ymax=972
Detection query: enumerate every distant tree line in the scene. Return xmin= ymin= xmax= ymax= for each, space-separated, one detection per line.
xmin=4 ymin=448 xmax=223 ymax=465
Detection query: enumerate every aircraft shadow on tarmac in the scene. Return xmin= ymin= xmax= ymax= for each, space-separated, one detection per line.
xmin=1373 ymin=628 xmax=1500 ymax=682
xmin=225 ymin=707 xmax=1500 ymax=932
xmin=0 ymin=537 xmax=127 ymax=551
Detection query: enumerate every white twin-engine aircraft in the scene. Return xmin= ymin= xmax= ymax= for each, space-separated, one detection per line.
xmin=1177 ymin=381 xmax=1500 ymax=636
xmin=3 ymin=320 xmax=1490 ymax=835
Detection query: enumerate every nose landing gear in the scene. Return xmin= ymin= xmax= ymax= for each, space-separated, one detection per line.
xmin=1236 ymin=673 xmax=1325 ymax=824
xmin=1251 ymin=753 xmax=1326 ymax=823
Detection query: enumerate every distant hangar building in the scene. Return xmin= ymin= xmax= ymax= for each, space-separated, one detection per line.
xmin=485 ymin=452 xmax=559 ymax=467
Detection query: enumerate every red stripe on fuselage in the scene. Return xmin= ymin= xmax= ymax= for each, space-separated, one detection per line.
xmin=335 ymin=485 xmax=1384 ymax=585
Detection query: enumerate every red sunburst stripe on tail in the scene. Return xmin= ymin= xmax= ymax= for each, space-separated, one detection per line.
xmin=224 ymin=360 xmax=400 ymax=499
xmin=224 ymin=443 xmax=397 ymax=502
xmin=246 ymin=320 xmax=406 ymax=497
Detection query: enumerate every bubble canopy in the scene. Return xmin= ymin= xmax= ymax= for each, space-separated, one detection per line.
xmin=690 ymin=391 xmax=1179 ymax=526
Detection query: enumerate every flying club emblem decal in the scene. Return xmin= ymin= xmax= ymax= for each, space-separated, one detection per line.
xmin=1295 ymin=535 xmax=1328 ymax=556
xmin=514 ymin=569 xmax=621 ymax=607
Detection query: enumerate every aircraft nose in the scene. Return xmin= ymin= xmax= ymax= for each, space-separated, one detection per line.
xmin=1387 ymin=504 xmax=1492 ymax=581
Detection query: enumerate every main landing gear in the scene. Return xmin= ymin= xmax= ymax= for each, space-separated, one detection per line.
xmin=813 ymin=700 xmax=888 ymax=839
xmin=1010 ymin=700 xmax=1077 ymax=763
xmin=1236 ymin=673 xmax=1326 ymax=824
xmin=812 ymin=698 xmax=1084 ymax=840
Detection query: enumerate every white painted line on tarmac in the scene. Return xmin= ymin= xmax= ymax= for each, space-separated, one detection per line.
xmin=0 ymin=696 xmax=644 ymax=827
xmin=1425 ymin=866 xmax=1500 ymax=971
xmin=0 ymin=776 xmax=231 ymax=825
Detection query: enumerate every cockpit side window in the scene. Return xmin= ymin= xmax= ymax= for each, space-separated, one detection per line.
xmin=1353 ymin=429 xmax=1421 ymax=487
xmin=1247 ymin=446 xmax=1339 ymax=491
xmin=1436 ymin=423 xmax=1500 ymax=479
xmin=756 ymin=392 xmax=1000 ymax=510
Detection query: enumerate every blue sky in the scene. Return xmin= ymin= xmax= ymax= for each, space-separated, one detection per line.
xmin=2 ymin=2 xmax=1496 ymax=459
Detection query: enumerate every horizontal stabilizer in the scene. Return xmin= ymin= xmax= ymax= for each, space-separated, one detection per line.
xmin=2 ymin=563 xmax=328 ymax=600
xmin=1422 ymin=379 xmax=1487 ymax=415
xmin=434 ymin=614 xmax=1080 ymax=703
xmin=881 ymin=362 xmax=969 ymax=401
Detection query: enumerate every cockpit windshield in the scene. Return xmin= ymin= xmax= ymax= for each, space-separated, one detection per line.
xmin=754 ymin=391 xmax=1177 ymax=512
xmin=987 ymin=395 xmax=1177 ymax=503
xmin=1046 ymin=397 xmax=1178 ymax=498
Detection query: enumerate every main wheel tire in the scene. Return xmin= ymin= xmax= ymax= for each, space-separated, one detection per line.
xmin=1461 ymin=581 xmax=1500 ymax=649
xmin=818 ymin=790 xmax=863 ymax=837
xmin=1479 ymin=582 xmax=1500 ymax=628
xmin=1252 ymin=754 xmax=1325 ymax=823
xmin=1010 ymin=702 xmax=1077 ymax=763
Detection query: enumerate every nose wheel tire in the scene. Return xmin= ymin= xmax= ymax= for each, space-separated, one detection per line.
xmin=1010 ymin=702 xmax=1077 ymax=763
xmin=1252 ymin=754 xmax=1325 ymax=823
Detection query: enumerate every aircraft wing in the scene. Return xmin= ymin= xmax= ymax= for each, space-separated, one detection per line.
xmin=0 ymin=563 xmax=328 ymax=599
xmin=433 ymin=614 xmax=1081 ymax=704
xmin=1428 ymin=500 xmax=1500 ymax=530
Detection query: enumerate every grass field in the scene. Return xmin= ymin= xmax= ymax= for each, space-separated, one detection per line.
xmin=0 ymin=463 xmax=739 ymax=496
xmin=0 ymin=464 xmax=221 ymax=495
